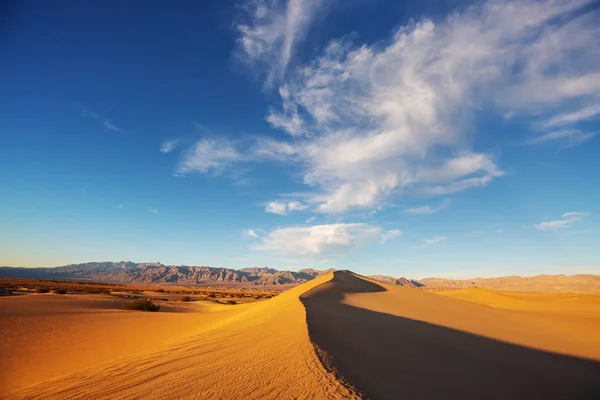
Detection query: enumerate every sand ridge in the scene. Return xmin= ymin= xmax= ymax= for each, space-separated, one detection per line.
xmin=5 ymin=272 xmax=358 ymax=400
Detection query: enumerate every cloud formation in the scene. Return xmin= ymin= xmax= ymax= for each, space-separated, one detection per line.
xmin=524 ymin=129 xmax=595 ymax=146
xmin=178 ymin=0 xmax=599 ymax=217
xmin=257 ymin=0 xmax=600 ymax=214
xmin=265 ymin=200 xmax=308 ymax=215
xmin=75 ymin=104 xmax=123 ymax=133
xmin=255 ymin=223 xmax=401 ymax=255
xmin=160 ymin=139 xmax=181 ymax=153
xmin=424 ymin=236 xmax=447 ymax=245
xmin=243 ymin=229 xmax=260 ymax=238
xmin=177 ymin=138 xmax=243 ymax=174
xmin=235 ymin=0 xmax=323 ymax=86
xmin=534 ymin=212 xmax=588 ymax=230
xmin=405 ymin=199 xmax=450 ymax=215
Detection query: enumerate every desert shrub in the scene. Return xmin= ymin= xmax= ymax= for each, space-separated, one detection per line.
xmin=54 ymin=288 xmax=67 ymax=294
xmin=179 ymin=296 xmax=192 ymax=302
xmin=0 ymin=287 xmax=12 ymax=296
xmin=35 ymin=287 xmax=50 ymax=293
xmin=207 ymin=293 xmax=216 ymax=298
xmin=156 ymin=288 xmax=165 ymax=293
xmin=123 ymin=299 xmax=160 ymax=312
xmin=225 ymin=300 xmax=236 ymax=305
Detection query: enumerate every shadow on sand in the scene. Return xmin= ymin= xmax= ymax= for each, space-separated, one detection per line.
xmin=300 ymin=271 xmax=600 ymax=400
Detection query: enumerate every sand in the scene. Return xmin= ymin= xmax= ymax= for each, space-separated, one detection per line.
xmin=2 ymin=271 xmax=600 ymax=399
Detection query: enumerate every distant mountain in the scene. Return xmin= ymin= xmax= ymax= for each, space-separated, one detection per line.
xmin=0 ymin=262 xmax=334 ymax=287
xmin=1 ymin=263 xmax=598 ymax=293
xmin=368 ymin=275 xmax=423 ymax=288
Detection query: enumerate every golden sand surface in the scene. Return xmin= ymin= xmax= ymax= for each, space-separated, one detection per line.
xmin=2 ymin=271 xmax=600 ymax=399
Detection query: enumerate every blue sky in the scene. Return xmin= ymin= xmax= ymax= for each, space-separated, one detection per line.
xmin=1 ymin=0 xmax=599 ymax=279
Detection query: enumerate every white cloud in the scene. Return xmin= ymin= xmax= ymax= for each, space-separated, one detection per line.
xmin=265 ymin=200 xmax=308 ymax=215
xmin=243 ymin=229 xmax=260 ymax=238
xmin=534 ymin=212 xmax=588 ymax=230
xmin=103 ymin=121 xmax=122 ymax=132
xmin=147 ymin=207 xmax=158 ymax=215
xmin=75 ymin=104 xmax=123 ymax=133
xmin=543 ymin=103 xmax=600 ymax=127
xmin=524 ymin=129 xmax=595 ymax=146
xmin=255 ymin=0 xmax=600 ymax=213
xmin=177 ymin=138 xmax=243 ymax=174
xmin=424 ymin=236 xmax=446 ymax=245
xmin=306 ymin=216 xmax=316 ymax=224
xmin=117 ymin=204 xmax=125 ymax=209
xmin=235 ymin=0 xmax=323 ymax=86
xmin=175 ymin=0 xmax=600 ymax=216
xmin=405 ymin=199 xmax=450 ymax=215
xmin=256 ymin=223 xmax=402 ymax=255
xmin=261 ymin=0 xmax=600 ymax=213
xmin=160 ymin=139 xmax=181 ymax=153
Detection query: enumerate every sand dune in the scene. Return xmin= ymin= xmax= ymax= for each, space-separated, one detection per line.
xmin=301 ymin=271 xmax=600 ymax=399
xmin=3 ymin=273 xmax=356 ymax=400
xmin=2 ymin=271 xmax=600 ymax=399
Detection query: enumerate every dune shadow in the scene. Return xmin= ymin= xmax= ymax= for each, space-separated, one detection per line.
xmin=300 ymin=271 xmax=600 ymax=400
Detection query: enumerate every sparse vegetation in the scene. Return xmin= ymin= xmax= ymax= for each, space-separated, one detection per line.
xmin=123 ymin=299 xmax=160 ymax=312
xmin=0 ymin=278 xmax=279 ymax=301
xmin=225 ymin=300 xmax=236 ymax=305
xmin=54 ymin=288 xmax=67 ymax=294
xmin=179 ymin=296 xmax=192 ymax=302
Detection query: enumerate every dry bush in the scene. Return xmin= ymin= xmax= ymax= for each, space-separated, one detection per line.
xmin=179 ymin=296 xmax=192 ymax=302
xmin=225 ymin=300 xmax=236 ymax=305
xmin=35 ymin=287 xmax=50 ymax=293
xmin=123 ymin=299 xmax=160 ymax=312
xmin=54 ymin=288 xmax=67 ymax=294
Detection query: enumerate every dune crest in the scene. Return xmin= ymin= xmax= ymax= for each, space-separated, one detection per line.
xmin=8 ymin=273 xmax=358 ymax=400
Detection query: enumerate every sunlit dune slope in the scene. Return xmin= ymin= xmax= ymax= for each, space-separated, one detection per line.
xmin=0 ymin=294 xmax=243 ymax=395
xmin=7 ymin=273 xmax=358 ymax=400
xmin=435 ymin=287 xmax=600 ymax=318
xmin=300 ymin=271 xmax=600 ymax=399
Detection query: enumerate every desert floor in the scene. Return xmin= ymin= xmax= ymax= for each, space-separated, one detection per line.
xmin=2 ymin=271 xmax=600 ymax=399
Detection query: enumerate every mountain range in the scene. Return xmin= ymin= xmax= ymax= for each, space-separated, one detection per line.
xmin=1 ymin=262 xmax=599 ymax=293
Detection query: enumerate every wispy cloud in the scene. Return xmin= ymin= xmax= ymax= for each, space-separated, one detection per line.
xmin=265 ymin=200 xmax=308 ymax=215
xmin=306 ymin=216 xmax=316 ymax=224
xmin=405 ymin=199 xmax=450 ymax=215
xmin=176 ymin=137 xmax=243 ymax=174
xmin=235 ymin=0 xmax=323 ymax=86
xmin=171 ymin=0 xmax=600 ymax=217
xmin=255 ymin=223 xmax=401 ymax=255
xmin=534 ymin=212 xmax=588 ymax=230
xmin=75 ymin=104 xmax=123 ymax=133
xmin=243 ymin=229 xmax=260 ymax=238
xmin=424 ymin=236 xmax=447 ymax=245
xmin=147 ymin=207 xmax=158 ymax=215
xmin=257 ymin=0 xmax=600 ymax=213
xmin=524 ymin=129 xmax=595 ymax=146
xmin=160 ymin=139 xmax=181 ymax=153
xmin=543 ymin=103 xmax=600 ymax=128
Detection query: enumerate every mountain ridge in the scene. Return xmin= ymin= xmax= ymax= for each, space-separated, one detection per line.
xmin=1 ymin=262 xmax=599 ymax=293
xmin=0 ymin=262 xmax=339 ymax=287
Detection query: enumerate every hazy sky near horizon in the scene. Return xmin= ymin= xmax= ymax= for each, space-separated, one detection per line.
xmin=1 ymin=0 xmax=599 ymax=279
